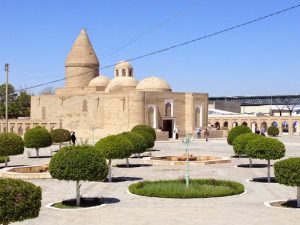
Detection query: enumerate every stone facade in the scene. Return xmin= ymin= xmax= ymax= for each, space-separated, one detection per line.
xmin=7 ymin=29 xmax=208 ymax=140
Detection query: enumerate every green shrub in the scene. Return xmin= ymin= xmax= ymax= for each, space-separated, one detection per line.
xmin=233 ymin=133 xmax=264 ymax=167
xmin=120 ymin=132 xmax=147 ymax=155
xmin=274 ymin=158 xmax=300 ymax=187
xmin=267 ymin=126 xmax=279 ymax=137
xmin=95 ymin=135 xmax=133 ymax=182
xmin=49 ymin=145 xmax=108 ymax=206
xmin=129 ymin=179 xmax=244 ymax=198
xmin=24 ymin=126 xmax=52 ymax=158
xmin=50 ymin=129 xmax=71 ymax=143
xmin=0 ymin=156 xmax=9 ymax=164
xmin=132 ymin=125 xmax=156 ymax=140
xmin=133 ymin=130 xmax=155 ymax=149
xmin=0 ymin=178 xmax=42 ymax=225
xmin=0 ymin=133 xmax=24 ymax=167
xmin=227 ymin=125 xmax=252 ymax=145
xmin=246 ymin=138 xmax=285 ymax=182
xmin=274 ymin=158 xmax=300 ymax=208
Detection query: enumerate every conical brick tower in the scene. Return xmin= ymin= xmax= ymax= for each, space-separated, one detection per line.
xmin=65 ymin=29 xmax=99 ymax=87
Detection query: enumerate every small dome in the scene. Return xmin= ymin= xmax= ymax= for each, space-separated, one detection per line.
xmin=88 ymin=75 xmax=110 ymax=87
xmin=115 ymin=60 xmax=132 ymax=69
xmin=136 ymin=76 xmax=171 ymax=92
xmin=105 ymin=77 xmax=138 ymax=92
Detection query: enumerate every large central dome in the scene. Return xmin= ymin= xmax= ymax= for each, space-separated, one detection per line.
xmin=136 ymin=76 xmax=171 ymax=92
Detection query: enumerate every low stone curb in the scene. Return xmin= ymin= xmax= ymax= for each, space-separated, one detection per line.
xmin=45 ymin=201 xmax=107 ymax=211
xmin=264 ymin=200 xmax=300 ymax=210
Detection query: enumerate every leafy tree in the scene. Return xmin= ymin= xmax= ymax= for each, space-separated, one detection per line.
xmin=227 ymin=125 xmax=252 ymax=145
xmin=132 ymin=125 xmax=156 ymax=140
xmin=121 ymin=132 xmax=147 ymax=158
xmin=133 ymin=130 xmax=155 ymax=149
xmin=0 ymin=84 xmax=31 ymax=118
xmin=246 ymin=138 xmax=285 ymax=182
xmin=49 ymin=145 xmax=108 ymax=206
xmin=274 ymin=158 xmax=300 ymax=207
xmin=24 ymin=126 xmax=52 ymax=158
xmin=233 ymin=133 xmax=264 ymax=167
xmin=0 ymin=178 xmax=42 ymax=225
xmin=95 ymin=135 xmax=133 ymax=182
xmin=0 ymin=133 xmax=24 ymax=167
xmin=267 ymin=126 xmax=279 ymax=137
xmin=50 ymin=129 xmax=71 ymax=149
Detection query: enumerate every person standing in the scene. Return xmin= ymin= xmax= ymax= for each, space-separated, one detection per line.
xmin=196 ymin=127 xmax=201 ymax=139
xmin=204 ymin=128 xmax=209 ymax=142
xmin=174 ymin=127 xmax=179 ymax=139
xmin=71 ymin=132 xmax=77 ymax=145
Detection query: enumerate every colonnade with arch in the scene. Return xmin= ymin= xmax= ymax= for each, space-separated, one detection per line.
xmin=208 ymin=116 xmax=300 ymax=135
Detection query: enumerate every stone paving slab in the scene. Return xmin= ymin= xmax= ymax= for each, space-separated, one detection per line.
xmin=0 ymin=137 xmax=298 ymax=225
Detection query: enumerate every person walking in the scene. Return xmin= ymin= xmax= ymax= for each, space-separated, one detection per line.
xmin=196 ymin=127 xmax=201 ymax=139
xmin=204 ymin=128 xmax=209 ymax=142
xmin=71 ymin=132 xmax=77 ymax=145
xmin=174 ymin=127 xmax=179 ymax=139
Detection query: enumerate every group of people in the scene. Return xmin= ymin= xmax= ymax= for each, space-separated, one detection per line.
xmin=174 ymin=127 xmax=210 ymax=141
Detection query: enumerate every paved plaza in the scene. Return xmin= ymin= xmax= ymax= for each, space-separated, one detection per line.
xmin=1 ymin=136 xmax=300 ymax=225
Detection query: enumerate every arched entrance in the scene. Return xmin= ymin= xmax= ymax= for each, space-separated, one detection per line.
xmin=251 ymin=122 xmax=257 ymax=133
xmin=232 ymin=122 xmax=238 ymax=128
xmin=282 ymin=121 xmax=289 ymax=134
xmin=293 ymin=121 xmax=299 ymax=134
xmin=271 ymin=121 xmax=278 ymax=127
xmin=223 ymin=121 xmax=228 ymax=130
xmin=215 ymin=122 xmax=220 ymax=130
xmin=242 ymin=122 xmax=248 ymax=127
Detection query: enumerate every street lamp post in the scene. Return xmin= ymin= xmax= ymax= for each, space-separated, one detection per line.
xmin=4 ymin=64 xmax=9 ymax=133
xmin=182 ymin=133 xmax=192 ymax=188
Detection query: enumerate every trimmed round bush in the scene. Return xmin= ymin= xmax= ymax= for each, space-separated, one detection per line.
xmin=129 ymin=179 xmax=244 ymax=198
xmin=227 ymin=125 xmax=252 ymax=145
xmin=267 ymin=126 xmax=279 ymax=137
xmin=132 ymin=125 xmax=156 ymax=140
xmin=120 ymin=132 xmax=147 ymax=155
xmin=133 ymin=130 xmax=155 ymax=149
xmin=49 ymin=145 xmax=108 ymax=206
xmin=0 ymin=178 xmax=42 ymax=225
xmin=246 ymin=137 xmax=285 ymax=182
xmin=50 ymin=129 xmax=71 ymax=143
xmin=0 ymin=133 xmax=24 ymax=167
xmin=274 ymin=158 xmax=300 ymax=208
xmin=233 ymin=133 xmax=263 ymax=156
xmin=95 ymin=135 xmax=134 ymax=182
xmin=24 ymin=126 xmax=52 ymax=158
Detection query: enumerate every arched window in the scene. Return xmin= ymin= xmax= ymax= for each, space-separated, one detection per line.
xmin=18 ymin=126 xmax=23 ymax=135
xmin=261 ymin=122 xmax=267 ymax=129
xmin=148 ymin=107 xmax=155 ymax=128
xmin=116 ymin=69 xmax=119 ymax=77
xmin=42 ymin=106 xmax=46 ymax=120
xmin=232 ymin=122 xmax=238 ymax=127
xmin=215 ymin=122 xmax=220 ymax=130
xmin=282 ymin=121 xmax=288 ymax=133
xmin=223 ymin=121 xmax=228 ymax=128
xmin=165 ymin=103 xmax=172 ymax=117
xmin=242 ymin=121 xmax=248 ymax=126
xmin=82 ymin=99 xmax=88 ymax=112
xmin=122 ymin=69 xmax=126 ymax=77
xmin=195 ymin=107 xmax=200 ymax=127
xmin=129 ymin=68 xmax=133 ymax=77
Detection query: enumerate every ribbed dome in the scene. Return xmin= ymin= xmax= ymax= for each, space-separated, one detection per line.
xmin=105 ymin=77 xmax=138 ymax=92
xmin=65 ymin=29 xmax=99 ymax=67
xmin=88 ymin=75 xmax=110 ymax=87
xmin=136 ymin=76 xmax=171 ymax=92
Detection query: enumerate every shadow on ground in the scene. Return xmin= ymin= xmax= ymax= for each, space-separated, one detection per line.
xmin=115 ymin=164 xmax=152 ymax=168
xmin=250 ymin=177 xmax=277 ymax=183
xmin=237 ymin=164 xmax=268 ymax=168
xmin=104 ymin=177 xmax=143 ymax=183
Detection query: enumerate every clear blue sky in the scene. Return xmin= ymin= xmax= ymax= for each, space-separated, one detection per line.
xmin=0 ymin=0 xmax=299 ymax=96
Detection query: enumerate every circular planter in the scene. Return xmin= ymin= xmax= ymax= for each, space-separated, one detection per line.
xmin=128 ymin=179 xmax=245 ymax=199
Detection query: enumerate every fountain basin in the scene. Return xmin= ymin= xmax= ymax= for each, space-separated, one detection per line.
xmin=145 ymin=155 xmax=231 ymax=166
xmin=0 ymin=164 xmax=51 ymax=179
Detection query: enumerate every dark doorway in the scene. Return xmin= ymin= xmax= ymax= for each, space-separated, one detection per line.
xmin=163 ymin=119 xmax=173 ymax=138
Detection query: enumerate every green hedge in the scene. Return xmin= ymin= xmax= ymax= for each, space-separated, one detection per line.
xmin=95 ymin=135 xmax=133 ymax=160
xmin=24 ymin=126 xmax=52 ymax=149
xmin=246 ymin=138 xmax=285 ymax=160
xmin=132 ymin=130 xmax=154 ymax=149
xmin=50 ymin=129 xmax=71 ymax=143
xmin=227 ymin=125 xmax=252 ymax=145
xmin=120 ymin=132 xmax=147 ymax=154
xmin=267 ymin=126 xmax=279 ymax=137
xmin=0 ymin=178 xmax=42 ymax=224
xmin=233 ymin=133 xmax=263 ymax=156
xmin=132 ymin=125 xmax=156 ymax=140
xmin=274 ymin=158 xmax=300 ymax=187
xmin=0 ymin=133 xmax=24 ymax=156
